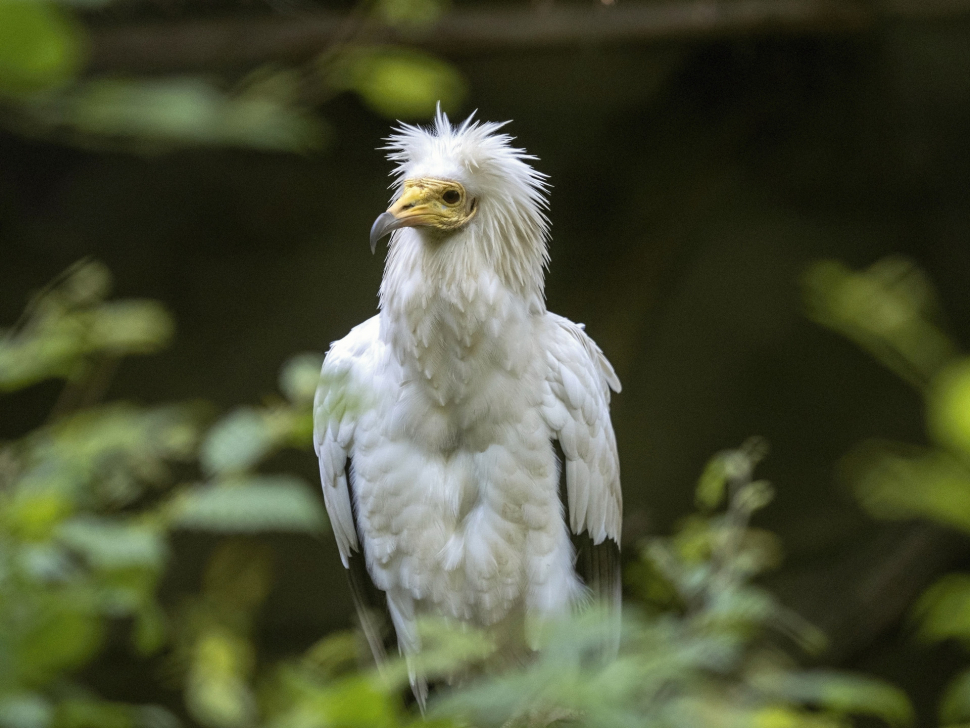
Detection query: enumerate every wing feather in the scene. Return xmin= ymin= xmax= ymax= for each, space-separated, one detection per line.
xmin=314 ymin=317 xmax=397 ymax=671
xmin=313 ymin=317 xmax=382 ymax=567
xmin=542 ymin=313 xmax=622 ymax=545
xmin=544 ymin=313 xmax=622 ymax=655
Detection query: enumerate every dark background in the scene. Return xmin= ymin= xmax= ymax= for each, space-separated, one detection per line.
xmin=4 ymin=10 xmax=970 ymax=721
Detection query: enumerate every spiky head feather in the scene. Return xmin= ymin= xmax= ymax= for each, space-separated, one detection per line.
xmin=381 ymin=108 xmax=551 ymax=298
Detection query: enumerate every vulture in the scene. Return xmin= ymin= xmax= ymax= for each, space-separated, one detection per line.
xmin=314 ymin=109 xmax=621 ymax=706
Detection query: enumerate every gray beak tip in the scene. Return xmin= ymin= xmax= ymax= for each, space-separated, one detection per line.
xmin=370 ymin=212 xmax=399 ymax=255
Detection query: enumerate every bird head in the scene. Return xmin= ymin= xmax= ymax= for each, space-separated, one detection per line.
xmin=372 ymin=108 xmax=551 ymax=296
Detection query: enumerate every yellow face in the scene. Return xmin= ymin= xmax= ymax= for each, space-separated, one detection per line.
xmin=370 ymin=177 xmax=478 ymax=252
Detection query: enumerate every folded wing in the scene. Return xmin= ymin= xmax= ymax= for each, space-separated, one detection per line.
xmin=542 ymin=313 xmax=623 ymax=620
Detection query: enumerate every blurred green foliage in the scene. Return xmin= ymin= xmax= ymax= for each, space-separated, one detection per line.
xmin=0 ymin=260 xmax=326 ymax=728
xmin=805 ymin=256 xmax=970 ymax=727
xmin=0 ymin=261 xmax=912 ymax=728
xmin=433 ymin=439 xmax=912 ymax=728
xmin=0 ymin=0 xmax=465 ymax=150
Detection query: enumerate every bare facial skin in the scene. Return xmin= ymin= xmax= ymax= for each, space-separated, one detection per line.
xmin=369 ymin=178 xmax=478 ymax=252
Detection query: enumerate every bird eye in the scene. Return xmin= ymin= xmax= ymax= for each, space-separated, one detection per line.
xmin=442 ymin=189 xmax=461 ymax=205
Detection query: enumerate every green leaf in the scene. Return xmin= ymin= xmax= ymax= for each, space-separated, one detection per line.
xmin=60 ymin=259 xmax=113 ymax=306
xmin=929 ymin=359 xmax=970 ymax=457
xmin=0 ymin=321 xmax=85 ymax=391
xmin=131 ymin=707 xmax=179 ymax=728
xmin=756 ymin=670 xmax=913 ymax=726
xmin=0 ymin=694 xmax=52 ymax=728
xmin=57 ymin=517 xmax=167 ymax=570
xmin=802 ymin=258 xmax=955 ymax=387
xmin=301 ymin=631 xmax=359 ymax=676
xmin=18 ymin=604 xmax=103 ymax=683
xmin=171 ymin=476 xmax=326 ymax=533
xmin=23 ymin=78 xmax=326 ymax=151
xmin=695 ymin=456 xmax=728 ymax=511
xmin=735 ymin=479 xmax=775 ymax=513
xmin=133 ymin=603 xmax=168 ymax=656
xmin=87 ymin=300 xmax=174 ymax=354
xmin=200 ymin=408 xmax=274 ymax=476
xmin=914 ymin=574 xmax=970 ymax=645
xmin=331 ymin=47 xmax=466 ymax=120
xmin=5 ymin=490 xmax=74 ymax=541
xmin=0 ymin=1 xmax=84 ymax=95
xmin=278 ymin=353 xmax=324 ymax=406
xmin=376 ymin=0 xmax=447 ymax=27
xmin=941 ymin=669 xmax=970 ymax=725
xmin=316 ymin=675 xmax=399 ymax=728
xmin=847 ymin=444 xmax=970 ymax=534
xmin=54 ymin=699 xmax=134 ymax=728
xmin=186 ymin=630 xmax=255 ymax=728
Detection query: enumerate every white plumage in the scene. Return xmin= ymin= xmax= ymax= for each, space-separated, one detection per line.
xmin=314 ymin=110 xmax=621 ymax=703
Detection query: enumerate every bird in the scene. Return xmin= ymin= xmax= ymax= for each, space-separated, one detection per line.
xmin=313 ymin=109 xmax=622 ymax=706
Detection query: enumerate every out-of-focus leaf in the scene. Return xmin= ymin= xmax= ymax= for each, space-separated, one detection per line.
xmin=5 ymin=490 xmax=74 ymax=541
xmin=847 ymin=443 xmax=970 ymax=534
xmin=59 ymin=259 xmax=112 ymax=306
xmin=941 ymin=669 xmax=970 ymax=725
xmin=0 ymin=693 xmax=52 ymax=728
xmin=88 ymin=301 xmax=174 ymax=354
xmin=301 ymin=631 xmax=359 ymax=676
xmin=185 ymin=630 xmax=255 ymax=728
xmin=0 ymin=1 xmax=84 ymax=95
xmin=732 ymin=528 xmax=784 ymax=577
xmin=929 ymin=359 xmax=970 ymax=457
xmin=751 ymin=706 xmax=843 ymax=728
xmin=672 ymin=515 xmax=714 ymax=564
xmin=200 ymin=408 xmax=274 ymax=476
xmin=18 ymin=605 xmax=103 ymax=683
xmin=695 ymin=455 xmax=728 ymax=511
xmin=702 ymin=585 xmax=776 ymax=631
xmin=624 ymin=555 xmax=680 ymax=611
xmin=0 ymin=293 xmax=175 ymax=392
xmin=376 ymin=0 xmax=447 ymax=27
xmin=278 ymin=353 xmax=324 ymax=406
xmin=803 ymin=258 xmax=956 ymax=387
xmin=171 ymin=476 xmax=326 ymax=533
xmin=914 ymin=574 xmax=970 ymax=645
xmin=0 ymin=320 xmax=85 ymax=390
xmin=409 ymin=618 xmax=496 ymax=679
xmin=315 ymin=675 xmax=398 ymax=728
xmin=131 ymin=706 xmax=179 ymax=728
xmin=736 ymin=479 xmax=775 ymax=513
xmin=755 ymin=670 xmax=913 ymax=726
xmin=23 ymin=405 xmax=198 ymax=507
xmin=57 ymin=517 xmax=167 ymax=570
xmin=133 ymin=603 xmax=168 ymax=656
xmin=54 ymin=699 xmax=134 ymax=728
xmin=330 ymin=47 xmax=465 ymax=120
xmin=16 ymin=543 xmax=74 ymax=583
xmin=24 ymin=78 xmax=326 ymax=151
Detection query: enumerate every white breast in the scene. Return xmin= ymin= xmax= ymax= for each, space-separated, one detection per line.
xmin=350 ymin=265 xmax=581 ymax=628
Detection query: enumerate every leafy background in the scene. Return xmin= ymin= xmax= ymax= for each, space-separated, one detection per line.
xmin=3 ymin=0 xmax=970 ymax=725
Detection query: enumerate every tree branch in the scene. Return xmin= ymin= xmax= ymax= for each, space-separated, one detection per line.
xmin=87 ymin=0 xmax=970 ymax=75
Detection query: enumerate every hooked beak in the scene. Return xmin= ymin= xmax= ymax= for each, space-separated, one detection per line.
xmin=368 ymin=186 xmax=438 ymax=254
xmin=369 ymin=212 xmax=403 ymax=254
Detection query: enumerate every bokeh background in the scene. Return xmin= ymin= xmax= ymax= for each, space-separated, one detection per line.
xmin=3 ymin=1 xmax=970 ymax=724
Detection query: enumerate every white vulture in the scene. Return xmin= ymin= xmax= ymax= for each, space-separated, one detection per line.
xmin=313 ymin=110 xmax=622 ymax=705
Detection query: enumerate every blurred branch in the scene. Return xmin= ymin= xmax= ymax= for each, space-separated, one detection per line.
xmin=87 ymin=0 xmax=970 ymax=74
